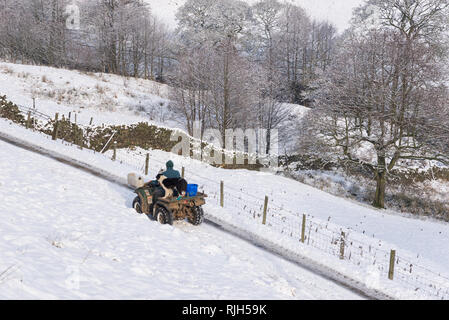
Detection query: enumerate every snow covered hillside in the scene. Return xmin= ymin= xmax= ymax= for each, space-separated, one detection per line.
xmin=0 ymin=61 xmax=310 ymax=154
xmin=0 ymin=139 xmax=361 ymax=299
xmin=1 ymin=117 xmax=449 ymax=299
xmin=0 ymin=61 xmax=174 ymax=128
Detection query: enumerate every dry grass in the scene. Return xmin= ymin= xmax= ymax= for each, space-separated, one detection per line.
xmin=95 ymin=83 xmax=106 ymax=95
xmin=96 ymin=73 xmax=109 ymax=83
xmin=99 ymin=96 xmax=116 ymax=112
xmin=284 ymin=160 xmax=449 ymax=221
xmin=45 ymin=89 xmax=56 ymax=98
xmin=124 ymin=89 xmax=136 ymax=98
xmin=0 ymin=65 xmax=14 ymax=74
xmin=80 ymin=70 xmax=94 ymax=77
xmin=390 ymin=192 xmax=449 ymax=221
xmin=16 ymin=71 xmax=30 ymax=79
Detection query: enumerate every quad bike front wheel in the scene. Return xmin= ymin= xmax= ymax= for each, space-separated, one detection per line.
xmin=155 ymin=206 xmax=173 ymax=225
xmin=188 ymin=206 xmax=204 ymax=226
xmin=132 ymin=196 xmax=142 ymax=214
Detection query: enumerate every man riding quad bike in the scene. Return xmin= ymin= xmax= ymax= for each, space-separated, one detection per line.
xmin=132 ymin=160 xmax=206 ymax=226
xmin=149 ymin=160 xmax=182 ymax=214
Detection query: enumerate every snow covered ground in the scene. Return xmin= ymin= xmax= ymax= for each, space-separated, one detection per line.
xmin=0 ymin=139 xmax=362 ymax=300
xmin=0 ymin=61 xmax=174 ymax=128
xmin=1 ymin=61 xmax=449 ymax=299
xmin=1 ymin=117 xmax=449 ymax=299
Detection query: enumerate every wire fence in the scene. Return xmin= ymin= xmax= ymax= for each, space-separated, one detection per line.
xmin=8 ymin=102 xmax=449 ymax=300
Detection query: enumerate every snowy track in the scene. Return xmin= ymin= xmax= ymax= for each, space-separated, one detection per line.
xmin=0 ymin=137 xmax=366 ymax=299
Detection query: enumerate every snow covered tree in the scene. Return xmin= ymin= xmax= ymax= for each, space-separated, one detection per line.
xmin=175 ymin=0 xmax=254 ymax=146
xmin=250 ymin=0 xmax=285 ymax=154
xmin=270 ymin=3 xmax=337 ymax=105
xmin=169 ymin=46 xmax=214 ymax=137
xmin=0 ymin=0 xmax=71 ymax=65
xmin=305 ymin=0 xmax=449 ymax=209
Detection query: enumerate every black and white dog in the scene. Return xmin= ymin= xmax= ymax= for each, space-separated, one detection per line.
xmin=156 ymin=170 xmax=188 ymax=199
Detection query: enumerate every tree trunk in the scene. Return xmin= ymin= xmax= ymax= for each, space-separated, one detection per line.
xmin=150 ymin=51 xmax=154 ymax=80
xmin=266 ymin=115 xmax=273 ymax=155
xmin=373 ymin=170 xmax=386 ymax=209
xmin=373 ymin=155 xmax=386 ymax=209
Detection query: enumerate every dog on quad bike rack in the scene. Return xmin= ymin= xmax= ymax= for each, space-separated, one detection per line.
xmin=157 ymin=170 xmax=188 ymax=200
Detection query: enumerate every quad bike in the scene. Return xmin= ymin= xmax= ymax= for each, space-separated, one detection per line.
xmin=132 ymin=185 xmax=207 ymax=226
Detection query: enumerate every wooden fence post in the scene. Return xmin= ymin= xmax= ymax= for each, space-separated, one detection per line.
xmin=340 ymin=231 xmax=345 ymax=260
xmin=89 ymin=117 xmax=93 ymax=125
xmin=32 ymin=97 xmax=35 ymax=109
xmin=145 ymin=153 xmax=149 ymax=175
xmin=182 ymin=167 xmax=185 ymax=179
xmin=262 ymin=196 xmax=269 ymax=225
xmin=389 ymin=250 xmax=396 ymax=280
xmin=26 ymin=111 xmax=31 ymax=129
xmin=301 ymin=214 xmax=306 ymax=243
xmin=220 ymin=181 xmax=224 ymax=207
xmin=112 ymin=141 xmax=117 ymax=161
xmin=80 ymin=130 xmax=84 ymax=150
xmin=52 ymin=113 xmax=59 ymax=140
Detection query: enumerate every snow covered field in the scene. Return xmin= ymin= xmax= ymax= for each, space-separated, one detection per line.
xmin=0 ymin=61 xmax=174 ymax=128
xmin=0 ymin=139 xmax=362 ymax=300
xmin=1 ymin=117 xmax=449 ymax=299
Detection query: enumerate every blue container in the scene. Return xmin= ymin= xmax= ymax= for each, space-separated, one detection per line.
xmin=186 ymin=184 xmax=198 ymax=197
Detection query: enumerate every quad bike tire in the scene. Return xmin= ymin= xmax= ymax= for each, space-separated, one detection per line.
xmin=188 ymin=206 xmax=204 ymax=226
xmin=132 ymin=196 xmax=142 ymax=214
xmin=155 ymin=206 xmax=173 ymax=225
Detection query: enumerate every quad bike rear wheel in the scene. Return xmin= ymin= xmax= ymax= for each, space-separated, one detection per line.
xmin=188 ymin=206 xmax=204 ymax=226
xmin=155 ymin=206 xmax=173 ymax=225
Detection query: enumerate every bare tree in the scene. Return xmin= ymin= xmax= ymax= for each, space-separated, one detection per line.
xmin=0 ymin=0 xmax=71 ymax=65
xmin=169 ymin=46 xmax=213 ymax=137
xmin=306 ymin=0 xmax=449 ymax=209
xmin=175 ymin=0 xmax=252 ymax=145
xmin=251 ymin=0 xmax=285 ymax=154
